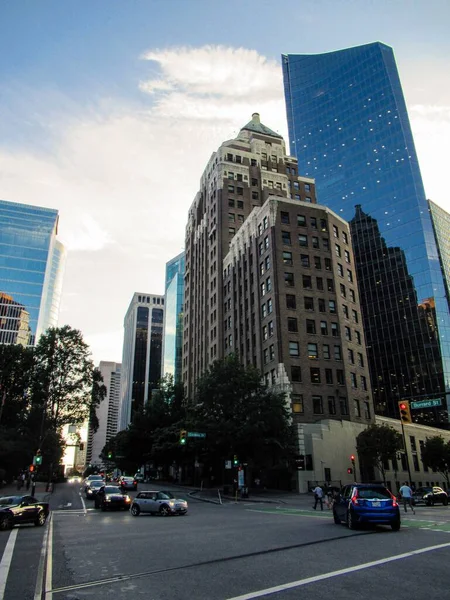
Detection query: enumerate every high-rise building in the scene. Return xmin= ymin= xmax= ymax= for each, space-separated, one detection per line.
xmin=429 ymin=200 xmax=450 ymax=311
xmin=282 ymin=43 xmax=450 ymax=423
xmin=119 ymin=293 xmax=164 ymax=430
xmin=0 ymin=199 xmax=66 ymax=346
xmin=162 ymin=252 xmax=185 ymax=383
xmin=86 ymin=361 xmax=121 ymax=466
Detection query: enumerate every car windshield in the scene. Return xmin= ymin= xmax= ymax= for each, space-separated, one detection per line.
xmin=105 ymin=487 xmax=121 ymax=494
xmin=90 ymin=481 xmax=104 ymax=488
xmin=88 ymin=476 xmax=103 ymax=480
xmin=158 ymin=491 xmax=175 ymax=499
xmin=416 ymin=487 xmax=432 ymax=494
xmin=357 ymin=487 xmax=391 ymax=500
xmin=123 ymin=478 xmax=134 ymax=482
xmin=0 ymin=496 xmax=21 ymax=505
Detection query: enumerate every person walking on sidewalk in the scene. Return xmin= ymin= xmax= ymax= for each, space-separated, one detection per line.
xmin=399 ymin=481 xmax=415 ymax=514
xmin=312 ymin=485 xmax=324 ymax=510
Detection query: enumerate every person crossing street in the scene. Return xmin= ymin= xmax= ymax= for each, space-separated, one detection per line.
xmin=312 ymin=484 xmax=324 ymax=510
xmin=399 ymin=481 xmax=415 ymax=514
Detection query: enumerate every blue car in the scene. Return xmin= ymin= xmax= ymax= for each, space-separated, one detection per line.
xmin=333 ymin=483 xmax=400 ymax=531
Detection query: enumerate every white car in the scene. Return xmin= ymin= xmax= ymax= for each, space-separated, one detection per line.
xmin=130 ymin=490 xmax=188 ymax=516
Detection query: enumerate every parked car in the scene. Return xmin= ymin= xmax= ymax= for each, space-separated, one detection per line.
xmin=412 ymin=486 xmax=448 ymax=506
xmin=333 ymin=483 xmax=400 ymax=531
xmin=130 ymin=490 xmax=188 ymax=516
xmin=85 ymin=479 xmax=105 ymax=499
xmin=94 ymin=485 xmax=132 ymax=511
xmin=119 ymin=476 xmax=138 ymax=491
xmin=0 ymin=495 xmax=50 ymax=530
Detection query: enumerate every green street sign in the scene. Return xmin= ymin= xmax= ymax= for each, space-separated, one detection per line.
xmin=410 ymin=399 xmax=442 ymax=410
xmin=187 ymin=432 xmax=206 ymax=439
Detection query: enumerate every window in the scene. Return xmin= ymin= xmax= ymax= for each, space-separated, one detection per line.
xmin=354 ymin=399 xmax=361 ymax=417
xmin=312 ymin=236 xmax=319 ymax=249
xmin=349 ymin=289 xmax=356 ymax=302
xmin=237 ymin=200 xmax=244 ymax=209
xmin=237 ymin=173 xmax=242 ymax=181
xmin=281 ymin=211 xmax=290 ymax=224
xmin=329 ymin=300 xmax=336 ymax=313
xmin=320 ymin=219 xmax=327 ymax=231
xmin=334 ymin=345 xmax=342 ymax=360
xmin=323 ymin=238 xmax=330 ymax=251
xmin=268 ymin=321 xmax=274 ymax=337
xmin=286 ymin=294 xmax=296 ymax=309
xmin=343 ymin=305 xmax=349 ymax=318
xmin=327 ymin=279 xmax=334 ymax=292
xmin=304 ymin=297 xmax=314 ymax=311
xmin=352 ymin=310 xmax=359 ymax=323
xmin=267 ymin=298 xmax=273 ymax=314
xmin=265 ymin=256 xmax=270 ymax=270
xmin=237 ymin=187 xmax=243 ymax=196
xmin=337 ymin=264 xmax=344 ymax=277
xmin=314 ymin=256 xmax=321 ymax=269
xmin=364 ymin=401 xmax=371 ymax=420
xmin=259 ymin=242 xmax=264 ymax=256
xmin=304 ymin=183 xmax=311 ymax=192
xmin=291 ymin=366 xmax=302 ymax=382
xmin=252 ymin=191 xmax=259 ymax=200
xmin=229 ymin=227 xmax=235 ymax=236
xmin=325 ymin=257 xmax=332 ymax=271
xmin=331 ymin=322 xmax=339 ymax=337
xmin=306 ymin=319 xmax=316 ymax=334
xmin=251 ymin=159 xmax=257 ymax=166
xmin=269 ymin=344 xmax=275 ymax=361
xmin=298 ymin=234 xmax=308 ymax=247
xmin=266 ymin=277 xmax=271 ymax=292
xmin=318 ymin=298 xmax=326 ymax=312
xmin=263 ymin=216 xmax=268 ymax=230
xmin=316 ymin=277 xmax=323 ymax=291
xmin=345 ymin=250 xmax=351 ymax=263
xmin=312 ymin=395 xmax=323 ymax=414
xmin=347 ymin=269 xmax=353 ymax=283
xmin=336 ymin=370 xmax=345 ymax=385
xmin=358 ymin=353 xmax=364 ymax=367
xmin=289 ymin=341 xmax=300 ymax=357
xmin=301 ymin=254 xmax=310 ymax=268
xmin=264 ymin=236 xmax=269 ymax=249
xmin=333 ymin=225 xmax=339 ymax=238
xmin=292 ymin=395 xmax=304 ymax=413
xmin=361 ymin=375 xmax=368 ymax=391
xmin=229 ymin=199 xmax=235 ymax=207
xmin=355 ymin=330 xmax=361 ymax=344
xmin=262 ymin=325 xmax=268 ymax=340
xmin=323 ymin=344 xmax=331 ymax=359
xmin=310 ymin=368 xmax=321 ymax=384
xmin=251 ymin=178 xmax=258 ymax=186
xmin=320 ymin=321 xmax=328 ymax=335
xmin=260 ymin=282 xmax=266 ymax=297
xmin=328 ymin=396 xmax=336 ymax=415
xmin=340 ymin=283 xmax=346 ymax=298
xmin=344 ymin=326 xmax=351 ymax=341
xmin=297 ymin=214 xmax=306 ymax=226
xmin=283 ymin=251 xmax=293 ymax=265
xmin=342 ymin=231 xmax=348 ymax=244
xmin=288 ymin=317 xmax=298 ymax=332
xmin=226 ymin=153 xmax=233 ymax=162
xmin=228 ymin=184 xmax=235 ymax=193
xmin=294 ymin=194 xmax=300 ymax=200
xmin=238 ymin=214 xmax=244 ymax=223
xmin=325 ymin=368 xmax=333 ymax=384
xmin=310 ymin=217 xmax=317 ymax=229
xmin=350 ymin=372 xmax=357 ymax=388
xmin=303 ymin=275 xmax=312 ymax=289
xmin=282 ymin=231 xmax=291 ymax=245
xmin=284 ymin=272 xmax=294 ymax=287
xmin=236 ymin=155 xmax=242 ymax=164
xmin=308 ymin=343 xmax=318 ymax=359
xmin=263 ymin=348 xmax=269 ymax=364
xmin=348 ymin=349 xmax=354 ymax=364
xmin=259 ymin=262 xmax=265 ymax=276
xmin=261 ymin=303 xmax=267 ymax=319
xmin=340 ymin=397 xmax=349 ymax=415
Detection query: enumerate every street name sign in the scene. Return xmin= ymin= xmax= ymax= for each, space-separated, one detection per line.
xmin=187 ymin=431 xmax=206 ymax=438
xmin=410 ymin=399 xmax=442 ymax=409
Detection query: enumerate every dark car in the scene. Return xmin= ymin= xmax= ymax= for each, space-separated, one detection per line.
xmin=333 ymin=483 xmax=400 ymax=531
xmin=83 ymin=474 xmax=104 ymax=492
xmin=0 ymin=495 xmax=50 ymax=531
xmin=85 ymin=479 xmax=105 ymax=499
xmin=119 ymin=476 xmax=138 ymax=491
xmin=412 ymin=486 xmax=448 ymax=506
xmin=94 ymin=485 xmax=132 ymax=511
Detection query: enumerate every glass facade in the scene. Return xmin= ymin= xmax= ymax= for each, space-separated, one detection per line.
xmin=283 ymin=43 xmax=450 ymax=423
xmin=0 ymin=199 xmax=65 ymax=346
xmin=163 ymin=252 xmax=185 ymax=383
xmin=429 ymin=200 xmax=450 ymax=312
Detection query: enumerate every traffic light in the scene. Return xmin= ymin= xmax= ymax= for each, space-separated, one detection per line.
xmin=347 ymin=468 xmax=353 ymax=474
xmin=29 ymin=465 xmax=35 ymax=472
xmin=34 ymin=453 xmax=42 ymax=466
xmin=179 ymin=430 xmax=187 ymax=445
xmin=398 ymin=400 xmax=412 ymax=424
xmin=233 ymin=454 xmax=239 ymax=466
xmin=350 ymin=455 xmax=355 ymax=462
xmin=107 ymin=451 xmax=113 ymax=459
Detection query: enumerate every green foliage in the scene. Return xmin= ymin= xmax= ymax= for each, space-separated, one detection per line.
xmin=357 ymin=424 xmax=403 ymax=483
xmin=421 ymin=436 xmax=450 ymax=483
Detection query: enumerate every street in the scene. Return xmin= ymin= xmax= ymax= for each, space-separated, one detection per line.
xmin=1 ymin=482 xmax=450 ymax=599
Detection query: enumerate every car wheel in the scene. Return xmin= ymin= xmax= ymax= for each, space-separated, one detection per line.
xmin=391 ymin=518 xmax=401 ymax=531
xmin=130 ymin=504 xmax=140 ymax=516
xmin=0 ymin=515 xmax=13 ymax=531
xmin=333 ymin=509 xmax=341 ymax=524
xmin=443 ymin=498 xmax=448 ymax=506
xmin=34 ymin=511 xmax=47 ymax=527
xmin=347 ymin=509 xmax=358 ymax=530
xmin=159 ymin=505 xmax=171 ymax=517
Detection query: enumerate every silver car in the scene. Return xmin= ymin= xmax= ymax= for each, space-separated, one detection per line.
xmin=130 ymin=490 xmax=188 ymax=516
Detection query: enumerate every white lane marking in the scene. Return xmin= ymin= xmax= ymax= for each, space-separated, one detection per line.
xmin=79 ymin=493 xmax=87 ymax=515
xmin=246 ymin=509 xmax=329 ymax=520
xmin=34 ymin=518 xmax=50 ymax=600
xmin=225 ymin=541 xmax=450 ymax=600
xmin=0 ymin=528 xmax=18 ymax=600
xmin=44 ymin=514 xmax=53 ymax=600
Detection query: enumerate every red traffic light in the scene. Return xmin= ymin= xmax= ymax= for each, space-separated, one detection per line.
xmin=347 ymin=468 xmax=353 ymax=474
xmin=350 ymin=455 xmax=355 ymax=462
xmin=29 ymin=465 xmax=35 ymax=472
xmin=399 ymin=403 xmax=407 ymax=410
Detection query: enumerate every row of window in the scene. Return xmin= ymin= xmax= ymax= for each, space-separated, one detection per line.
xmin=281 ymin=213 xmax=327 ymax=231
xmin=290 ymin=394 xmax=351 ymax=417
xmin=285 ymin=294 xmax=359 ymax=323
xmin=285 ymin=362 xmax=368 ymax=390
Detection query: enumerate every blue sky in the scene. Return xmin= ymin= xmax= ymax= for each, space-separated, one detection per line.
xmin=1 ymin=0 xmax=449 ymax=363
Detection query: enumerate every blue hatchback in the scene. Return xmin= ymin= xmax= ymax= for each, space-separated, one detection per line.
xmin=333 ymin=483 xmax=400 ymax=531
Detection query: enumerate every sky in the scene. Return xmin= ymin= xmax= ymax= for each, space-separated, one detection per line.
xmin=1 ymin=0 xmax=449 ymax=364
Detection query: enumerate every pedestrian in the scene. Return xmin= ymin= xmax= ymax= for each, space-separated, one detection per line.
xmin=399 ymin=481 xmax=415 ymax=514
xmin=312 ymin=484 xmax=324 ymax=510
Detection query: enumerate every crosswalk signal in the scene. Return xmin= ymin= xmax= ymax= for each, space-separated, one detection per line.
xmin=398 ymin=400 xmax=412 ymax=424
xmin=179 ymin=430 xmax=187 ymax=445
xmin=347 ymin=468 xmax=353 ymax=474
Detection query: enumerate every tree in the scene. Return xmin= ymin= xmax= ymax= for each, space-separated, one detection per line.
xmin=421 ymin=436 xmax=450 ymax=486
xmin=356 ymin=424 xmax=403 ymax=484
xmin=0 ymin=344 xmax=34 ymax=427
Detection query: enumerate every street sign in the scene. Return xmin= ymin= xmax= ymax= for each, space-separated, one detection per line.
xmin=410 ymin=399 xmax=442 ymax=409
xmin=225 ymin=460 xmax=232 ymax=469
xmin=187 ymin=432 xmax=206 ymax=438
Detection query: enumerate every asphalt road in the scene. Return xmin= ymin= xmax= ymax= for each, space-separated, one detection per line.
xmin=1 ymin=482 xmax=450 ymax=599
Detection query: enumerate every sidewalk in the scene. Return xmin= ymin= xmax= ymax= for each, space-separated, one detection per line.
xmin=185 ymin=485 xmax=317 ymax=508
xmin=0 ymin=481 xmax=51 ymax=502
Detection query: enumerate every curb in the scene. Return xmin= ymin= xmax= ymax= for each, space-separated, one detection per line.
xmin=188 ymin=490 xmax=287 ymax=505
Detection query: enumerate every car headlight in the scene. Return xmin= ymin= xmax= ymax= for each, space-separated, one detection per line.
xmin=169 ymin=501 xmax=175 ymax=506
xmin=125 ymin=496 xmax=131 ymax=502
xmin=105 ymin=498 xmax=111 ymax=502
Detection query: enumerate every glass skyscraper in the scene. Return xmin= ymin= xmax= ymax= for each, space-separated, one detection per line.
xmin=162 ymin=252 xmax=185 ymax=383
xmin=0 ymin=199 xmax=66 ymax=346
xmin=282 ymin=42 xmax=450 ymax=424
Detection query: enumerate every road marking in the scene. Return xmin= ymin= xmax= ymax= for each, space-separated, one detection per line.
xmin=224 ymin=541 xmax=450 ymax=600
xmin=34 ymin=517 xmax=51 ymax=600
xmin=45 ymin=514 xmax=53 ymax=600
xmin=79 ymin=493 xmax=86 ymax=515
xmin=0 ymin=528 xmax=18 ymax=600
xmin=246 ymin=508 xmax=329 ymax=520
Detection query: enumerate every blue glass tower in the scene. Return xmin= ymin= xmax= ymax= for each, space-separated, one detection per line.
xmin=0 ymin=199 xmax=66 ymax=346
xmin=162 ymin=252 xmax=185 ymax=383
xmin=282 ymin=43 xmax=450 ymax=423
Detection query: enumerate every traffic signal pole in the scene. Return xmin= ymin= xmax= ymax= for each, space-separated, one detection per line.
xmin=400 ymin=421 xmax=413 ymax=486
xmin=398 ymin=401 xmax=413 ymax=485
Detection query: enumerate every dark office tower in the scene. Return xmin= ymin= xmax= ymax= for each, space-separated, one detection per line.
xmin=183 ymin=113 xmax=316 ymax=399
xmin=119 ymin=293 xmax=164 ymax=430
xmin=282 ymin=43 xmax=450 ymax=422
